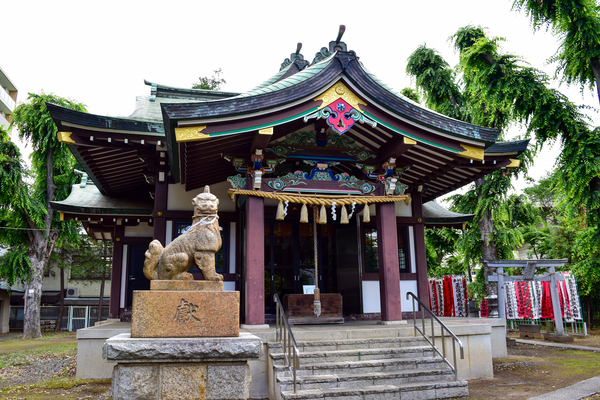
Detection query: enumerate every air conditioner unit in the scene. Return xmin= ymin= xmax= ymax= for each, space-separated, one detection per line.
xmin=66 ymin=287 xmax=79 ymax=298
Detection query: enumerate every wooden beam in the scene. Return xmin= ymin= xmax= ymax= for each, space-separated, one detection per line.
xmin=376 ymin=136 xmax=417 ymax=163
xmin=250 ymin=127 xmax=274 ymax=154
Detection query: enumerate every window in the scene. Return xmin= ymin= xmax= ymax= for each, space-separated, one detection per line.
xmin=362 ymin=225 xmax=410 ymax=274
xmin=174 ymin=221 xmax=227 ymax=274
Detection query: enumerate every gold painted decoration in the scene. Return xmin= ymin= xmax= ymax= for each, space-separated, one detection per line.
xmin=175 ymin=126 xmax=209 ymax=142
xmin=258 ymin=127 xmax=274 ymax=135
xmin=314 ymin=82 xmax=367 ymax=113
xmin=403 ymin=137 xmax=417 ymax=145
xmin=507 ymin=159 xmax=521 ymax=168
xmin=57 ymin=132 xmax=75 ymax=144
xmin=458 ymin=144 xmax=485 ymax=161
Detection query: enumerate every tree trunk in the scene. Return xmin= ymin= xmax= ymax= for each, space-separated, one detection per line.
xmin=55 ymin=260 xmax=65 ymax=332
xmin=476 ymin=178 xmax=498 ymax=297
xmin=23 ymin=146 xmax=58 ymax=339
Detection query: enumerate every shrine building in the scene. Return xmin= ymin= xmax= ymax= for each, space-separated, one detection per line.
xmin=49 ymin=32 xmax=528 ymax=325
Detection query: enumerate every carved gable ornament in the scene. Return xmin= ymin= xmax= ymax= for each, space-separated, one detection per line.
xmin=304 ymin=82 xmax=377 ymax=134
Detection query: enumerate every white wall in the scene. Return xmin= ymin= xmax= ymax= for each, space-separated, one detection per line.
xmin=361 ymin=280 xmax=418 ymax=313
xmin=124 ymin=222 xmax=153 ymax=237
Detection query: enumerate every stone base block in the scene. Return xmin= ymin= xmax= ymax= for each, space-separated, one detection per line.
xmin=546 ymin=334 xmax=575 ymax=343
xmin=520 ymin=332 xmax=544 ymax=339
xmin=105 ymin=333 xmax=261 ymax=400
xmin=518 ymin=324 xmax=542 ymax=333
xmin=132 ymin=290 xmax=239 ymax=338
xmin=112 ymin=362 xmax=251 ymax=400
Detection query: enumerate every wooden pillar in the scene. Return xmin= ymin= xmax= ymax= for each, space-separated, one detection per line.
xmin=153 ymin=176 xmax=168 ymax=244
xmin=411 ymin=193 xmax=430 ymax=307
xmin=376 ymin=202 xmax=402 ymax=321
xmin=244 ymin=196 xmax=265 ymax=325
xmin=109 ymin=225 xmax=125 ymax=319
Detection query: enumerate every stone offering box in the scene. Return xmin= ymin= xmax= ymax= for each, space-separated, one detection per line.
xmin=131 ymin=280 xmax=239 ymax=338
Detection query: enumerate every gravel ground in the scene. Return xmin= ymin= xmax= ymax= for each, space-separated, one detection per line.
xmin=0 ymin=353 xmax=76 ymax=385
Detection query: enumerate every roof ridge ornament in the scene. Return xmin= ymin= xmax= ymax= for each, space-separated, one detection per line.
xmin=310 ymin=25 xmax=358 ymax=65
xmin=280 ymin=42 xmax=309 ymax=71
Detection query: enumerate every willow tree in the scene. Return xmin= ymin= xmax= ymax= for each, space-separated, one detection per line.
xmin=406 ymin=41 xmax=529 ymax=298
xmin=0 ymin=126 xmax=33 ymax=292
xmin=454 ymin=25 xmax=600 ymax=295
xmin=406 ymin=25 xmax=600 ymax=297
xmin=513 ymin=0 xmax=600 ymax=104
xmin=4 ymin=93 xmax=86 ymax=339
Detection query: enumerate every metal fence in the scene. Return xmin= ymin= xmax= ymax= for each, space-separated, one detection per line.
xmin=506 ymin=318 xmax=587 ymax=335
xmin=9 ymin=305 xmax=109 ymax=331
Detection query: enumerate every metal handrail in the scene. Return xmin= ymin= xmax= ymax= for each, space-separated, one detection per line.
xmin=273 ymin=294 xmax=301 ymax=393
xmin=406 ymin=292 xmax=464 ymax=380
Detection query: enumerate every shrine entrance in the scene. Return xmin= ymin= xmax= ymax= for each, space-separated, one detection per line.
xmin=264 ymin=219 xmax=338 ymax=314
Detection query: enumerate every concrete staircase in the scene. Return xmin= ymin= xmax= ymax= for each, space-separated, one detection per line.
xmin=268 ymin=330 xmax=468 ymax=400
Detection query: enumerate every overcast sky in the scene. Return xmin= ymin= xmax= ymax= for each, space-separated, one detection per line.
xmin=3 ymin=0 xmax=598 ymax=195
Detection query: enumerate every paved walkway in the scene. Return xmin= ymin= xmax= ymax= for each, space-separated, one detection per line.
xmin=0 ymin=332 xmax=21 ymax=341
xmin=516 ymin=338 xmax=600 ymax=352
xmin=518 ymin=338 xmax=600 ymax=400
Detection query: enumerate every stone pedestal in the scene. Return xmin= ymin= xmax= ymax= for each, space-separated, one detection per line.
xmin=131 ymin=281 xmax=239 ymax=338
xmin=104 ymin=333 xmax=262 ymax=400
xmin=107 ymin=280 xmax=255 ymax=399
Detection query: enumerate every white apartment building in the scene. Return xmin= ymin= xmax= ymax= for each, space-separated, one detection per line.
xmin=0 ymin=66 xmax=17 ymax=126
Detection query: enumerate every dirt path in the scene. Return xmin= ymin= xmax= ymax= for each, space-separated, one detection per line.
xmin=467 ymin=339 xmax=600 ymax=400
xmin=0 ymin=331 xmax=599 ymax=399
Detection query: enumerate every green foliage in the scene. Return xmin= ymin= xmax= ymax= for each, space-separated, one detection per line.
xmin=0 ymin=248 xmax=32 ymax=287
xmin=191 ymin=68 xmax=226 ymax=90
xmin=512 ymin=0 xmax=600 ymax=99
xmin=406 ymin=45 xmax=465 ymax=121
xmin=400 ymin=87 xmax=421 ymax=104
xmin=1 ymin=93 xmax=87 ymax=301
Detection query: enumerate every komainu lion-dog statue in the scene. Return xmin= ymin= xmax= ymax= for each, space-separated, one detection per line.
xmin=144 ymin=185 xmax=223 ymax=281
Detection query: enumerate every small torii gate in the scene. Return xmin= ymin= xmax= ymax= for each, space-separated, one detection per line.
xmin=483 ymin=259 xmax=569 ymax=336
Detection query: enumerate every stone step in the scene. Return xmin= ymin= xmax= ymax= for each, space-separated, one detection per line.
xmin=268 ymin=336 xmax=429 ymax=353
xmin=280 ymin=380 xmax=468 ymax=400
xmin=276 ymin=325 xmax=419 ymax=342
xmin=273 ymin=356 xmax=447 ymax=377
xmin=277 ymin=367 xmax=455 ymax=391
xmin=270 ymin=346 xmax=434 ymax=366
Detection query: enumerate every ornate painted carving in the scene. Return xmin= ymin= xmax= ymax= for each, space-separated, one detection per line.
xmin=271 ymin=131 xmax=317 ymax=146
xmin=266 ymin=146 xmax=302 ymax=157
xmin=326 ymin=133 xmax=365 ymax=150
xmin=268 ymin=178 xmax=307 ymax=190
xmin=385 ymin=177 xmax=409 ymax=195
xmin=315 ymin=82 xmax=366 ymax=112
xmin=303 ymin=83 xmax=377 ymax=135
xmin=227 ymin=174 xmax=247 ymax=189
xmin=342 ymin=150 xmax=376 ymax=161
xmin=270 ymin=169 xmax=377 ymax=194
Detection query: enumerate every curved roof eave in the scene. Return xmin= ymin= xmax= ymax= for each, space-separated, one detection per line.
xmin=47 ymin=103 xmax=165 ymax=134
xmin=162 ymin=51 xmax=500 ymax=146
